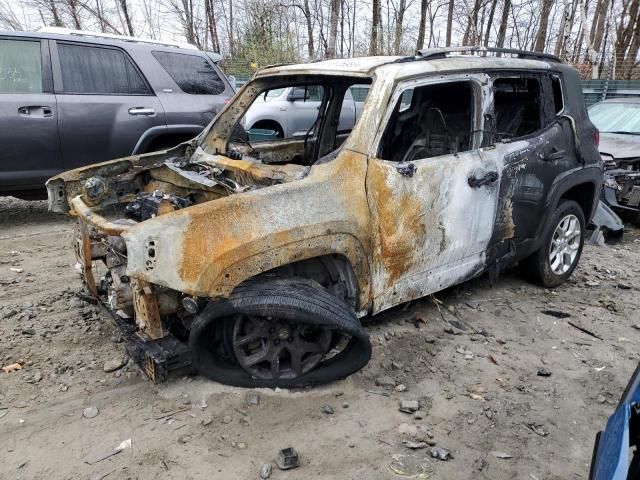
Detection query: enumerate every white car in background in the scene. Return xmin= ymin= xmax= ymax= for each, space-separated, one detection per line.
xmin=243 ymin=85 xmax=369 ymax=139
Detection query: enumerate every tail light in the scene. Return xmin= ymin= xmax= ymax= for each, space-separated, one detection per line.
xmin=595 ymin=129 xmax=600 ymax=147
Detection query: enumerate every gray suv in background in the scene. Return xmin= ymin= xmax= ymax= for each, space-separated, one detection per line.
xmin=0 ymin=28 xmax=235 ymax=199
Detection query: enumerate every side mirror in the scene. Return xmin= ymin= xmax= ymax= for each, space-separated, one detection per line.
xmin=288 ymin=87 xmax=307 ymax=102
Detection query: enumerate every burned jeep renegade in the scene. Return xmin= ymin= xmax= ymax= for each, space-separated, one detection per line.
xmin=47 ymin=47 xmax=602 ymax=387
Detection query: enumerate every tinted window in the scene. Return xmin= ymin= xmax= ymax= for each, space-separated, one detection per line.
xmin=152 ymin=51 xmax=225 ymax=95
xmin=0 ymin=39 xmax=42 ymax=93
xmin=58 ymin=43 xmax=149 ymax=95
xmin=493 ymin=77 xmax=543 ymax=140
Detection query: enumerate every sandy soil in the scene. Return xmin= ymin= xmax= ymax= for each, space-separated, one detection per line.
xmin=1 ymin=195 xmax=638 ymax=480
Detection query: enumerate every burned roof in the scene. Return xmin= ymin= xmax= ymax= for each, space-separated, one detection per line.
xmin=256 ymin=52 xmax=558 ymax=81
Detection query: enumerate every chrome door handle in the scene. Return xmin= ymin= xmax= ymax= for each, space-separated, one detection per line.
xmin=128 ymin=107 xmax=155 ymax=116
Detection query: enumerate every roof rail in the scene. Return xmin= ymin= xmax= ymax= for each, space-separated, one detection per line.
xmin=416 ymin=46 xmax=562 ymax=63
xmin=37 ymin=27 xmax=199 ymax=51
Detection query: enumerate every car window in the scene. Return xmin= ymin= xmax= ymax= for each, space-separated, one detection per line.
xmin=152 ymin=51 xmax=225 ymax=95
xmin=290 ymin=85 xmax=323 ymax=102
xmin=378 ymin=81 xmax=475 ymax=162
xmin=58 ymin=43 xmax=150 ymax=95
xmin=234 ymin=83 xmax=326 ymax=143
xmin=350 ymin=85 xmax=370 ymax=102
xmin=0 ymin=39 xmax=42 ymax=94
xmin=492 ymin=77 xmax=543 ymax=141
xmin=265 ymin=88 xmax=286 ymax=99
xmin=589 ymin=102 xmax=640 ymax=134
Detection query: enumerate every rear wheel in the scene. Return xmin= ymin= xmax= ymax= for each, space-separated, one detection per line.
xmin=189 ymin=275 xmax=371 ymax=388
xmin=523 ymin=200 xmax=585 ymax=287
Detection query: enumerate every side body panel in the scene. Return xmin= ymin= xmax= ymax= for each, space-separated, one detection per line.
xmin=0 ymin=37 xmax=63 ymax=191
xmin=366 ymin=75 xmax=501 ymax=313
xmin=50 ymin=40 xmax=166 ymax=169
xmin=122 ymin=149 xmax=373 ymax=310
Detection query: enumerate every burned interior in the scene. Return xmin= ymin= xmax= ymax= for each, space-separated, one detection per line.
xmin=379 ymin=81 xmax=475 ymax=162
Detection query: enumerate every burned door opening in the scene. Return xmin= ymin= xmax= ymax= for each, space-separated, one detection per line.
xmin=367 ymin=76 xmax=500 ymax=313
xmin=487 ymin=73 xmax=575 ymax=264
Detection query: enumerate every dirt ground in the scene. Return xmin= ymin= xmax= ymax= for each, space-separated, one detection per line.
xmin=0 ymin=195 xmax=638 ymax=480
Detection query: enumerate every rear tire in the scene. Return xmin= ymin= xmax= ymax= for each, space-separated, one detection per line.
xmin=189 ymin=275 xmax=371 ymax=388
xmin=523 ymin=200 xmax=585 ymax=287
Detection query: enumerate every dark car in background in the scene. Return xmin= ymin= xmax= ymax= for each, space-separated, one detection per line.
xmin=0 ymin=27 xmax=235 ymax=199
xmin=589 ymin=98 xmax=640 ymax=224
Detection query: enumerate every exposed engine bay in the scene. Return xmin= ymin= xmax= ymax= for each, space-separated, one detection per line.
xmin=601 ymin=159 xmax=640 ymax=225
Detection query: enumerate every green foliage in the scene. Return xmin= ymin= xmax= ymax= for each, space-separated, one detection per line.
xmin=222 ymin=0 xmax=298 ymax=76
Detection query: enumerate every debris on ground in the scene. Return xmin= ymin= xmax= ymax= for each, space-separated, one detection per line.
xmin=276 ymin=447 xmax=300 ymax=470
xmin=375 ymin=376 xmax=397 ymax=388
xmin=83 ymin=406 xmax=99 ymax=419
xmin=103 ymin=358 xmax=126 ymax=373
xmin=246 ymin=392 xmax=260 ymax=407
xmin=403 ymin=440 xmax=429 ymax=449
xmin=83 ymin=438 xmax=131 ymax=465
xmin=2 ymin=361 xmax=25 ymax=373
xmin=389 ymin=453 xmax=435 ymax=477
xmin=567 ymin=320 xmax=603 ymax=340
xmin=321 ymin=405 xmax=334 ymax=415
xmin=259 ymin=463 xmax=273 ymax=479
xmin=541 ymin=310 xmax=571 ymax=319
xmin=399 ymin=400 xmax=420 ymax=413
xmin=491 ymin=451 xmax=513 ymax=459
xmin=431 ymin=447 xmax=451 ymax=461
xmin=537 ymin=367 xmax=552 ymax=377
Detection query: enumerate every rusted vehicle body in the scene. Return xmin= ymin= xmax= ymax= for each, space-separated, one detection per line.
xmin=47 ymin=47 xmax=602 ymax=387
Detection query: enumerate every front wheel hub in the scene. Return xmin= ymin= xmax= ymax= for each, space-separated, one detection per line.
xmin=231 ymin=315 xmax=333 ymax=380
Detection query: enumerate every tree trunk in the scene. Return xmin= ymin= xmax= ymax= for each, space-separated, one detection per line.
xmin=554 ymin=0 xmax=572 ymax=57
xmin=483 ymin=0 xmax=498 ymax=46
xmin=590 ymin=0 xmax=610 ymax=52
xmin=119 ymin=0 xmax=135 ymax=36
xmin=445 ymin=0 xmax=454 ymax=46
xmin=416 ymin=0 xmax=428 ymax=50
xmin=615 ymin=0 xmax=640 ymax=78
xmin=370 ymin=0 xmax=381 ymax=54
xmin=496 ymin=0 xmax=511 ymax=47
xmin=462 ymin=0 xmax=480 ymax=45
xmin=328 ymin=0 xmax=339 ymax=58
xmin=229 ymin=0 xmax=234 ymax=55
xmin=65 ymin=0 xmax=82 ymax=29
xmin=204 ymin=0 xmax=220 ymax=52
xmin=394 ymin=0 xmax=406 ymax=54
xmin=303 ymin=0 xmax=315 ymax=58
xmin=533 ymin=0 xmax=554 ymax=52
xmin=48 ymin=0 xmax=64 ymax=27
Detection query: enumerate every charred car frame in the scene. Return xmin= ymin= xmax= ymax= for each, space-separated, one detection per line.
xmin=47 ymin=47 xmax=602 ymax=387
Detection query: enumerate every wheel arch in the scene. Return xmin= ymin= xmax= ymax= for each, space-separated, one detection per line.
xmin=206 ymin=234 xmax=371 ymax=313
xmin=249 ymin=118 xmax=285 ymax=136
xmin=132 ymin=125 xmax=204 ymax=154
xmin=533 ymin=167 xmax=602 ymax=252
